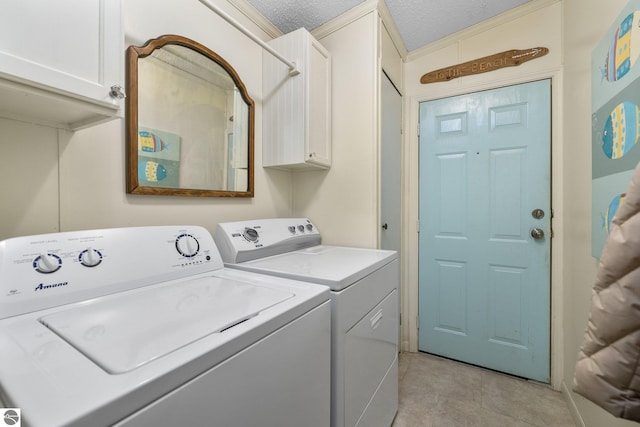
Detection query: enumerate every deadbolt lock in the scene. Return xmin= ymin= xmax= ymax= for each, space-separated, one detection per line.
xmin=531 ymin=209 xmax=545 ymax=219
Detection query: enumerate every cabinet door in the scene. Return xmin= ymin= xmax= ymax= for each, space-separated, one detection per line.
xmin=263 ymin=28 xmax=331 ymax=170
xmin=0 ymin=0 xmax=122 ymax=107
xmin=306 ymin=38 xmax=331 ymax=168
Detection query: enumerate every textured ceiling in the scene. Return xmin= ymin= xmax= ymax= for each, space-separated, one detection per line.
xmin=245 ymin=0 xmax=531 ymax=52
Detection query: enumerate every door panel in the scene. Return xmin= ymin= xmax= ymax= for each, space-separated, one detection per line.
xmin=418 ymin=80 xmax=551 ymax=382
xmin=381 ymin=73 xmax=402 ymax=253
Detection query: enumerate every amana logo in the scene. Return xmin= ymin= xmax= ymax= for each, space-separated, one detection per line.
xmin=34 ymin=281 xmax=68 ymax=292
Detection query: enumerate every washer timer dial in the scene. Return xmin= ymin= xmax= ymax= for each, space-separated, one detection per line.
xmin=175 ymin=234 xmax=200 ymax=258
xmin=79 ymin=248 xmax=102 ymax=267
xmin=243 ymin=228 xmax=259 ymax=242
xmin=33 ymin=253 xmax=62 ymax=274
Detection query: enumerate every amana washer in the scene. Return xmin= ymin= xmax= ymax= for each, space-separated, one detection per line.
xmin=0 ymin=225 xmax=331 ymax=427
xmin=214 ymin=218 xmax=399 ymax=427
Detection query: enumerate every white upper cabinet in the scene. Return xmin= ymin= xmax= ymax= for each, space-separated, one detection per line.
xmin=263 ymin=28 xmax=331 ymax=170
xmin=0 ymin=0 xmax=123 ymax=130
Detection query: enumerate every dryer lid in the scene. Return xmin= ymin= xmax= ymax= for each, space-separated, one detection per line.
xmin=39 ymin=275 xmax=293 ymax=374
xmin=238 ymin=245 xmax=397 ymax=290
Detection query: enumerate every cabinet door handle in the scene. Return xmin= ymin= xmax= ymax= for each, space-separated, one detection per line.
xmin=109 ymin=84 xmax=126 ymax=99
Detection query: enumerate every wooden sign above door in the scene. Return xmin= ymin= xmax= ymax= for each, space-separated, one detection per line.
xmin=419 ymin=47 xmax=548 ymax=84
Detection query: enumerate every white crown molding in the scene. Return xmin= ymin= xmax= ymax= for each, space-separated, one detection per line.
xmin=406 ymin=0 xmax=561 ymax=61
xmin=311 ymin=0 xmax=378 ymax=40
xmin=311 ymin=0 xmax=408 ymax=60
xmin=226 ymin=0 xmax=283 ymax=39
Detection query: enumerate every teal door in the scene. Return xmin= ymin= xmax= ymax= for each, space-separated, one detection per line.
xmin=418 ymin=80 xmax=551 ymax=382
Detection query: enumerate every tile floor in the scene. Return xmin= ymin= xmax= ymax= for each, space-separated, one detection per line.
xmin=392 ymin=352 xmax=576 ymax=427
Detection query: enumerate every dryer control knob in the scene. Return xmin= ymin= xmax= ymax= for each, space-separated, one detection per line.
xmin=176 ymin=234 xmax=200 ymax=258
xmin=79 ymin=248 xmax=102 ymax=267
xmin=243 ymin=228 xmax=259 ymax=242
xmin=34 ymin=253 xmax=62 ymax=274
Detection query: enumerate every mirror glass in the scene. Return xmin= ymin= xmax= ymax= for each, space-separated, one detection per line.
xmin=126 ymin=35 xmax=254 ymax=197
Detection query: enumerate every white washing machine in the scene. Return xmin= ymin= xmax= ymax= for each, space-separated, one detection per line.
xmin=214 ymin=218 xmax=399 ymax=427
xmin=0 ymin=225 xmax=331 ymax=427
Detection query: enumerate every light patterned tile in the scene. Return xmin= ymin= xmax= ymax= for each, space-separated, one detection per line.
xmin=393 ymin=353 xmax=576 ymax=427
xmin=481 ymin=371 xmax=575 ymax=427
xmin=398 ymin=351 xmax=412 ymax=381
xmin=400 ymin=352 xmax=483 ymax=404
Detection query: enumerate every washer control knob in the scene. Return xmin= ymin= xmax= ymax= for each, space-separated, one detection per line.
xmin=79 ymin=248 xmax=102 ymax=267
xmin=243 ymin=228 xmax=259 ymax=242
xmin=288 ymin=226 xmax=296 ymax=233
xmin=176 ymin=234 xmax=200 ymax=258
xmin=297 ymin=225 xmax=305 ymax=232
xmin=34 ymin=253 xmax=62 ymax=274
xmin=306 ymin=223 xmax=314 ymax=231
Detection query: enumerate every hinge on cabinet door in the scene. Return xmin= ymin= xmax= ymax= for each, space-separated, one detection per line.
xmin=416 ymin=220 xmax=420 ymax=233
xmin=399 ymin=313 xmax=402 ymax=325
xmin=416 ymin=315 xmax=420 ymax=330
xmin=417 ymin=123 xmax=420 ymax=137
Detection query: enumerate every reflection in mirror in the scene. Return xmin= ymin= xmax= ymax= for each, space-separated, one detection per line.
xmin=126 ymin=35 xmax=254 ymax=197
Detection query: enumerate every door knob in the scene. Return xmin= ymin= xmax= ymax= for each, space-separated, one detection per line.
xmin=530 ymin=228 xmax=545 ymax=239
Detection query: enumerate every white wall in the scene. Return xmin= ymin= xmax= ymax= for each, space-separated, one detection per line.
xmin=0 ymin=0 xmax=293 ymax=240
xmin=290 ymin=2 xmax=404 ymax=250
xmin=292 ymin=10 xmax=380 ymax=247
xmin=562 ymin=0 xmax=639 ymax=426
xmin=0 ymin=119 xmax=60 ymax=238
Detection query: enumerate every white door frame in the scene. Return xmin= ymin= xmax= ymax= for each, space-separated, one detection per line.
xmin=401 ymin=71 xmax=565 ymax=390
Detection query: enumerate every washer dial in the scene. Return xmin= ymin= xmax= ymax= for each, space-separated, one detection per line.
xmin=33 ymin=253 xmax=62 ymax=274
xmin=243 ymin=227 xmax=259 ymax=242
xmin=79 ymin=248 xmax=102 ymax=267
xmin=176 ymin=234 xmax=200 ymax=257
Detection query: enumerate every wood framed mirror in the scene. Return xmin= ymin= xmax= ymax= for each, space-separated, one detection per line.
xmin=126 ymin=34 xmax=254 ymax=197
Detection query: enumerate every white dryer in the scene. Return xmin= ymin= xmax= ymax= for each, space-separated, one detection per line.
xmin=0 ymin=225 xmax=331 ymax=427
xmin=214 ymin=218 xmax=399 ymax=427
